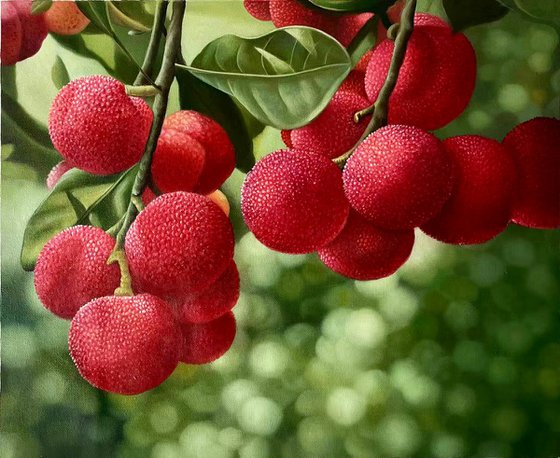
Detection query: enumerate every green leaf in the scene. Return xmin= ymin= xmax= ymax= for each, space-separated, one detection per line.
xmin=513 ymin=0 xmax=560 ymax=27
xmin=107 ymin=2 xmax=151 ymax=33
xmin=175 ymin=67 xmax=256 ymax=173
xmin=308 ymin=0 xmax=395 ymax=12
xmin=20 ymin=167 xmax=137 ymax=271
xmin=31 ymin=0 xmax=52 ymax=15
xmin=180 ymin=27 xmax=352 ymax=130
xmin=51 ymin=56 xmax=70 ymax=90
xmin=347 ymin=15 xmax=378 ymax=67
xmin=443 ymin=0 xmax=508 ymax=31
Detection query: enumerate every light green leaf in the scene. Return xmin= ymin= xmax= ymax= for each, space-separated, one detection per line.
xmin=107 ymin=2 xmax=151 ymax=33
xmin=513 ymin=0 xmax=560 ymax=26
xmin=51 ymin=56 xmax=70 ymax=90
xmin=180 ymin=27 xmax=352 ymax=129
xmin=21 ymin=167 xmax=137 ymax=271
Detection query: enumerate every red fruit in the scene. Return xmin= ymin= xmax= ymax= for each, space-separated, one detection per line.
xmin=125 ymin=192 xmax=234 ymax=297
xmin=503 ymin=117 xmax=560 ymax=229
xmin=44 ymin=0 xmax=90 ymax=35
xmin=34 ymin=225 xmax=121 ymax=319
xmin=319 ymin=211 xmax=414 ymax=280
xmin=1 ymin=2 xmax=22 ymax=65
xmin=422 ymin=135 xmax=518 ymax=244
xmin=281 ymin=129 xmax=293 ymax=148
xmin=343 ymin=125 xmax=453 ymax=230
xmin=354 ymin=50 xmax=372 ymax=73
xmin=151 ymin=127 xmax=206 ymax=193
xmin=269 ymin=0 xmax=338 ymax=36
xmin=69 ymin=294 xmax=182 ymax=395
xmin=241 ymin=149 xmax=350 ymax=253
xmin=244 ymin=0 xmax=271 ymax=21
xmin=178 ymin=261 xmax=240 ymax=324
xmin=207 ymin=190 xmax=230 ymax=216
xmin=365 ymin=13 xmax=476 ymax=131
xmin=291 ymin=90 xmax=370 ymax=159
xmin=334 ymin=13 xmax=373 ymax=47
xmin=163 ymin=111 xmax=235 ymax=194
xmin=48 ymin=75 xmax=153 ymax=175
xmin=339 ymin=71 xmax=367 ymax=98
xmin=180 ymin=312 xmax=236 ymax=364
xmin=46 ymin=160 xmax=73 ymax=189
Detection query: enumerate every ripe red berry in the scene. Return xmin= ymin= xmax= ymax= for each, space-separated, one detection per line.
xmin=44 ymin=0 xmax=90 ymax=35
xmin=503 ymin=117 xmax=560 ymax=229
xmin=163 ymin=111 xmax=235 ymax=194
xmin=34 ymin=225 xmax=121 ymax=319
xmin=290 ymin=90 xmax=370 ymax=159
xmin=151 ymin=127 xmax=206 ymax=193
xmin=269 ymin=0 xmax=338 ymax=35
xmin=69 ymin=294 xmax=182 ymax=394
xmin=365 ymin=14 xmax=476 ymax=131
xmin=319 ymin=211 xmax=414 ymax=280
xmin=125 ymin=192 xmax=234 ymax=297
xmin=46 ymin=160 xmax=73 ymax=189
xmin=1 ymin=0 xmax=48 ymax=66
xmin=180 ymin=312 xmax=236 ymax=364
xmin=334 ymin=13 xmax=372 ymax=47
xmin=244 ymin=0 xmax=271 ymax=21
xmin=48 ymin=75 xmax=153 ymax=175
xmin=178 ymin=261 xmax=240 ymax=324
xmin=343 ymin=125 xmax=453 ymax=230
xmin=281 ymin=129 xmax=293 ymax=148
xmin=422 ymin=135 xmax=518 ymax=244
xmin=241 ymin=149 xmax=350 ymax=253
xmin=339 ymin=71 xmax=367 ymax=98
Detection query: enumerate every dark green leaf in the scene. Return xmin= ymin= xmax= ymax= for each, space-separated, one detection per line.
xmin=51 ymin=56 xmax=70 ymax=90
xmin=21 ymin=167 xmax=137 ymax=271
xmin=347 ymin=15 xmax=378 ymax=67
xmin=180 ymin=27 xmax=352 ymax=129
xmin=513 ymin=0 xmax=560 ymax=27
xmin=443 ymin=0 xmax=508 ymax=31
xmin=308 ymin=0 xmax=395 ymax=12
xmin=31 ymin=0 xmax=52 ymax=15
xmin=175 ymin=67 xmax=256 ymax=173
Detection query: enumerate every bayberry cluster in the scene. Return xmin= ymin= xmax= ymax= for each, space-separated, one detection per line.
xmin=241 ymin=13 xmax=560 ymax=281
xmin=35 ymin=76 xmax=239 ymax=395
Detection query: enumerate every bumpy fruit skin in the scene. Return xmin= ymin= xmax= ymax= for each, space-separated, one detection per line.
xmin=269 ymin=0 xmax=338 ymax=35
xmin=1 ymin=0 xmax=48 ymax=66
xmin=163 ymin=111 xmax=235 ymax=194
xmin=151 ymin=127 xmax=206 ymax=193
xmin=343 ymin=125 xmax=454 ymax=230
xmin=1 ymin=2 xmax=22 ymax=65
xmin=179 ymin=261 xmax=240 ymax=324
xmin=503 ymin=117 xmax=560 ymax=229
xmin=180 ymin=312 xmax=236 ymax=364
xmin=281 ymin=129 xmax=293 ymax=148
xmin=34 ymin=225 xmax=121 ymax=319
xmin=334 ymin=13 xmax=372 ymax=47
xmin=44 ymin=1 xmax=90 ymax=35
xmin=46 ymin=160 xmax=73 ymax=189
xmin=291 ymin=90 xmax=370 ymax=159
xmin=319 ymin=211 xmax=414 ymax=280
xmin=125 ymin=192 xmax=234 ymax=297
xmin=422 ymin=135 xmax=518 ymax=244
xmin=69 ymin=294 xmax=182 ymax=395
xmin=244 ymin=0 xmax=271 ymax=21
xmin=48 ymin=75 xmax=153 ymax=175
xmin=206 ymin=190 xmax=230 ymax=216
xmin=365 ymin=13 xmax=476 ymax=131
xmin=241 ymin=149 xmax=350 ymax=253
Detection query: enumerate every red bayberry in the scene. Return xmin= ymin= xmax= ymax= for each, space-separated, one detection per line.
xmin=125 ymin=192 xmax=234 ymax=297
xmin=503 ymin=117 xmax=560 ymax=229
xmin=46 ymin=160 xmax=73 ymax=189
xmin=290 ymin=90 xmax=370 ymax=159
xmin=365 ymin=13 xmax=476 ymax=131
xmin=422 ymin=135 xmax=518 ymax=244
xmin=34 ymin=225 xmax=121 ymax=319
xmin=178 ymin=261 xmax=240 ymax=324
xmin=69 ymin=294 xmax=182 ymax=395
xmin=44 ymin=0 xmax=90 ymax=35
xmin=151 ymin=127 xmax=206 ymax=193
xmin=207 ymin=190 xmax=230 ymax=216
xmin=281 ymin=129 xmax=293 ymax=148
xmin=163 ymin=111 xmax=235 ymax=194
xmin=319 ymin=211 xmax=414 ymax=280
xmin=343 ymin=125 xmax=454 ymax=230
xmin=244 ymin=0 xmax=271 ymax=21
xmin=180 ymin=312 xmax=236 ymax=364
xmin=1 ymin=2 xmax=22 ymax=65
xmin=334 ymin=13 xmax=373 ymax=47
xmin=48 ymin=75 xmax=153 ymax=175
xmin=241 ymin=149 xmax=350 ymax=253
xmin=269 ymin=0 xmax=338 ymax=35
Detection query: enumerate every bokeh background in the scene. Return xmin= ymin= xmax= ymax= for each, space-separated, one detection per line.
xmin=2 ymin=1 xmax=559 ymax=457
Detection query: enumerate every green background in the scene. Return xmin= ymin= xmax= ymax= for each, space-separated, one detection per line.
xmin=1 ymin=1 xmax=559 ymax=457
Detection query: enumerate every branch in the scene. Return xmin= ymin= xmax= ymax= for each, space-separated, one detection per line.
xmin=108 ymin=0 xmax=186 ymax=295
xmin=334 ymin=0 xmax=417 ymax=165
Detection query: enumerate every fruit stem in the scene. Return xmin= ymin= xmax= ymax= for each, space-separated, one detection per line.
xmin=134 ymin=0 xmax=169 ymax=86
xmin=107 ymin=249 xmax=134 ymax=296
xmin=334 ymin=0 xmax=417 ymax=166
xmin=125 ymin=85 xmax=161 ymax=97
xmin=108 ymin=0 xmax=186 ymax=295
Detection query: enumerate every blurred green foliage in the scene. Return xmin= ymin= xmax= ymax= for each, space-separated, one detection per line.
xmin=1 ymin=1 xmax=559 ymax=457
